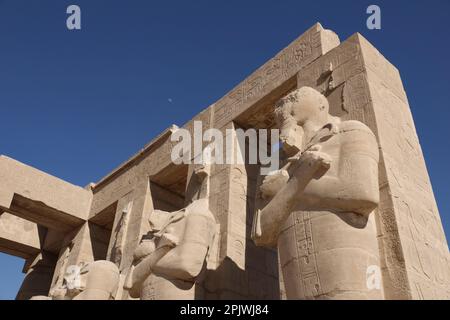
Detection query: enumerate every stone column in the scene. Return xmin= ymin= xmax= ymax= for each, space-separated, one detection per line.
xmin=16 ymin=252 xmax=57 ymax=300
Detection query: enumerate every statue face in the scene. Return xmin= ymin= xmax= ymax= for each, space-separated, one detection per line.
xmin=279 ymin=120 xmax=304 ymax=156
xmin=62 ymin=264 xmax=88 ymax=298
xmin=275 ymin=87 xmax=329 ymax=156
xmin=275 ymin=96 xmax=305 ymax=156
xmin=149 ymin=210 xmax=171 ymax=232
xmin=64 ymin=265 xmax=83 ymax=290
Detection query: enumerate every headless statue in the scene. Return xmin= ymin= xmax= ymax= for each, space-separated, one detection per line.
xmin=252 ymin=87 xmax=382 ymax=299
xmin=126 ymin=165 xmax=217 ymax=300
xmin=31 ymin=260 xmax=120 ymax=300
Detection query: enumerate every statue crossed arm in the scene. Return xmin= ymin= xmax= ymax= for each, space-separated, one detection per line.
xmin=252 ymin=149 xmax=333 ymax=247
xmin=296 ymin=121 xmax=379 ymax=212
xmin=128 ymin=198 xmax=216 ymax=299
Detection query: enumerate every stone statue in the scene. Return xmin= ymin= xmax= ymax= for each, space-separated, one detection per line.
xmin=126 ymin=165 xmax=217 ymax=300
xmin=31 ymin=260 xmax=120 ymax=300
xmin=252 ymin=87 xmax=382 ymax=299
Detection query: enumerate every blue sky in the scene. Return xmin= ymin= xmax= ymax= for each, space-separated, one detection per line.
xmin=0 ymin=0 xmax=449 ymax=300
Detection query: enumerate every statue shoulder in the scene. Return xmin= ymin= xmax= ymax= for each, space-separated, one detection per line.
xmin=185 ymin=199 xmax=215 ymax=222
xmin=339 ymin=120 xmax=376 ymax=137
xmin=338 ymin=120 xmax=379 ymax=161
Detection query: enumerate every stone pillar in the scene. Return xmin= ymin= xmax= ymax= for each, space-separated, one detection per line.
xmin=115 ymin=180 xmax=155 ymax=300
xmin=16 ymin=252 xmax=57 ymax=300
xmin=358 ymin=36 xmax=450 ymax=299
xmin=49 ymin=220 xmax=108 ymax=292
xmin=199 ymin=122 xmax=279 ymax=299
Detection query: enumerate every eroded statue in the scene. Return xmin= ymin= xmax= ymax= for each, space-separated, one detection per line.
xmin=31 ymin=260 xmax=120 ymax=300
xmin=126 ymin=165 xmax=217 ymax=300
xmin=252 ymin=87 xmax=382 ymax=299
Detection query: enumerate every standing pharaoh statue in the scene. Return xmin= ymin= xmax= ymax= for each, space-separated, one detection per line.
xmin=252 ymin=87 xmax=382 ymax=299
xmin=126 ymin=165 xmax=217 ymax=300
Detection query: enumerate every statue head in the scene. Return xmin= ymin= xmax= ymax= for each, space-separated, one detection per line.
xmin=51 ymin=260 xmax=119 ymax=300
xmin=70 ymin=261 xmax=119 ymax=300
xmin=149 ymin=209 xmax=171 ymax=233
xmin=61 ymin=263 xmax=87 ymax=298
xmin=274 ymin=87 xmax=330 ymax=156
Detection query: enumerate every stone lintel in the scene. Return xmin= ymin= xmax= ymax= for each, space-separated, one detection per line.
xmin=0 ymin=213 xmax=44 ymax=259
xmin=0 ymin=155 xmax=92 ymax=231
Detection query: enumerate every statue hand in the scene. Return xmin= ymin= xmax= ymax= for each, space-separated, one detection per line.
xmin=260 ymin=170 xmax=289 ymax=199
xmin=133 ymin=239 xmax=156 ymax=262
xmin=297 ymin=150 xmax=332 ymax=179
xmin=50 ymin=287 xmax=67 ymax=300
xmin=158 ymin=227 xmax=179 ymax=248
